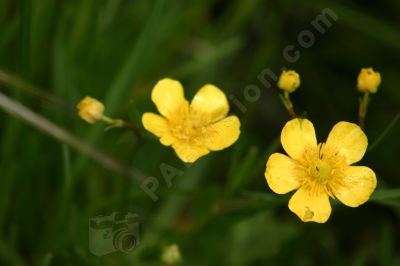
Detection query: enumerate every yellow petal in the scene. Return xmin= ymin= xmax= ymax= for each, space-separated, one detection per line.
xmin=142 ymin=113 xmax=176 ymax=146
xmin=281 ymin=118 xmax=317 ymax=160
xmin=265 ymin=153 xmax=302 ymax=194
xmin=203 ymin=116 xmax=240 ymax=151
xmin=151 ymin=78 xmax=189 ymax=121
xmin=160 ymin=133 xmax=176 ymax=146
xmin=288 ymin=186 xmax=331 ymax=223
xmin=172 ymin=142 xmax=209 ymax=163
xmin=325 ymin=122 xmax=368 ymax=164
xmin=331 ymin=166 xmax=377 ymax=207
xmin=142 ymin=113 xmax=169 ymax=137
xmin=190 ymin=84 xmax=229 ymax=123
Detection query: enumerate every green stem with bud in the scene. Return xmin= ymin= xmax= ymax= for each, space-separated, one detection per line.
xmin=101 ymin=115 xmax=142 ymax=138
xmin=279 ymin=91 xmax=297 ymax=118
xmin=358 ymin=92 xmax=370 ymax=130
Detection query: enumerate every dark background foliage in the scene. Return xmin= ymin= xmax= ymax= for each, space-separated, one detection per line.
xmin=0 ymin=0 xmax=399 ymax=265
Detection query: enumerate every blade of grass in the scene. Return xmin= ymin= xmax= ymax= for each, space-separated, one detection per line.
xmin=19 ymin=0 xmax=31 ymax=79
xmin=227 ymin=146 xmax=259 ymax=194
xmin=0 ymin=69 xmax=72 ymax=111
xmin=69 ymin=0 xmax=98 ymax=55
xmin=368 ymin=112 xmax=400 ymax=152
xmin=227 ymin=136 xmax=280 ymax=195
xmin=379 ymin=222 xmax=393 ymax=266
xmin=309 ymin=2 xmax=400 ymax=51
xmin=98 ymin=0 xmax=166 ymax=114
xmin=0 ymin=91 xmax=146 ymax=182
xmin=0 ymin=14 xmax=18 ymax=58
xmin=0 ymin=3 xmax=34 ymax=260
xmin=0 ymin=164 xmax=16 ymax=236
xmin=57 ymin=145 xmax=72 ymax=245
xmin=169 ymin=37 xmax=243 ymax=78
xmin=38 ymin=144 xmax=73 ymax=253
xmin=129 ymin=158 xmax=212 ymax=262
xmin=370 ymin=188 xmax=400 ymax=201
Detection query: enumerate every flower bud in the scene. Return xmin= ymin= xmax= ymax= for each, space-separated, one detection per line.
xmin=278 ymin=70 xmax=300 ymax=93
xmin=76 ymin=96 xmax=104 ymax=124
xmin=161 ymin=244 xmax=182 ymax=265
xmin=357 ymin=68 xmax=381 ymax=94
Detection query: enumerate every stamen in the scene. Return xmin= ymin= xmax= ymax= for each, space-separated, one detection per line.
xmin=170 ymin=111 xmax=208 ymax=144
xmin=318 ymin=143 xmax=325 ymax=159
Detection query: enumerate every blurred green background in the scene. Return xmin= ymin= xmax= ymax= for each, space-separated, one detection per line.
xmin=0 ymin=0 xmax=399 ymax=265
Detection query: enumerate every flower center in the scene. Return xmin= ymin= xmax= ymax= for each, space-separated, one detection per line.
xmin=299 ymin=143 xmax=343 ymax=187
xmin=311 ymin=159 xmax=333 ymax=184
xmin=296 ymin=143 xmax=348 ymax=199
xmin=170 ymin=112 xmax=208 ymax=144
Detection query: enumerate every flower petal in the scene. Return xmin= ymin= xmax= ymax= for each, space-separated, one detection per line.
xmin=142 ymin=113 xmax=176 ymax=146
xmin=265 ymin=153 xmax=302 ymax=194
xmin=142 ymin=113 xmax=169 ymax=137
xmin=331 ymin=166 xmax=377 ymax=207
xmin=151 ymin=78 xmax=189 ymax=121
xmin=190 ymin=84 xmax=229 ymax=123
xmin=172 ymin=142 xmax=209 ymax=163
xmin=288 ymin=186 xmax=331 ymax=223
xmin=203 ymin=116 xmax=240 ymax=151
xmin=281 ymin=118 xmax=317 ymax=160
xmin=325 ymin=122 xmax=368 ymax=164
xmin=160 ymin=133 xmax=176 ymax=146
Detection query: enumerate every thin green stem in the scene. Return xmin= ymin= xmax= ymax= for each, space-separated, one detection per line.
xmin=358 ymin=92 xmax=369 ymax=129
xmin=101 ymin=115 xmax=143 ymax=138
xmin=368 ymin=112 xmax=400 ymax=152
xmin=279 ymin=92 xmax=297 ymax=118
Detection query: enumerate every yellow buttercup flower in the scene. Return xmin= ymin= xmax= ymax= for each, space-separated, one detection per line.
xmin=76 ymin=96 xmax=105 ymax=124
xmin=278 ymin=70 xmax=300 ymax=93
xmin=265 ymin=118 xmax=377 ymax=223
xmin=142 ymin=78 xmax=240 ymax=163
xmin=357 ymin=68 xmax=381 ymax=94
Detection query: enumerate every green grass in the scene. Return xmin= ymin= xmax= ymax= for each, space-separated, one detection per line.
xmin=0 ymin=0 xmax=399 ymax=265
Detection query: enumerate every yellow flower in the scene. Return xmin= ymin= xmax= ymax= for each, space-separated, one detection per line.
xmin=142 ymin=78 xmax=240 ymax=163
xmin=76 ymin=96 xmax=105 ymax=124
xmin=278 ymin=70 xmax=300 ymax=93
xmin=265 ymin=118 xmax=377 ymax=223
xmin=357 ymin=68 xmax=381 ymax=94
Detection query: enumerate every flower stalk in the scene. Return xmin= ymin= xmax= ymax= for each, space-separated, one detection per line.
xmin=280 ymin=91 xmax=297 ymax=118
xmin=358 ymin=92 xmax=369 ymax=130
xmin=277 ymin=70 xmax=300 ymax=118
xmin=356 ymin=68 xmax=381 ymax=129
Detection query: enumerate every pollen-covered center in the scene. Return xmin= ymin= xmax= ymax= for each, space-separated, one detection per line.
xmin=301 ymin=143 xmax=346 ymax=187
xmin=169 ymin=110 xmax=210 ymax=144
xmin=311 ymin=159 xmax=333 ymax=184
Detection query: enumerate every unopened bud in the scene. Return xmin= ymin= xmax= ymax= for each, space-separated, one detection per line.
xmin=357 ymin=68 xmax=381 ymax=94
xmin=278 ymin=70 xmax=300 ymax=93
xmin=76 ymin=96 xmax=104 ymax=124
